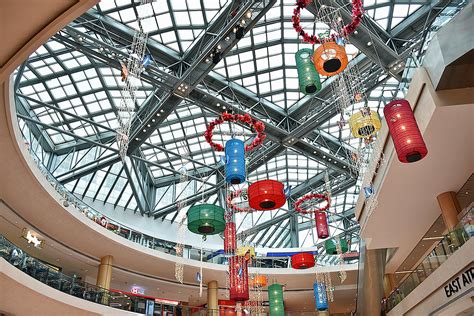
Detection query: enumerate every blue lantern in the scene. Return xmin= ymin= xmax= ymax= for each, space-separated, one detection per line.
xmin=225 ymin=139 xmax=246 ymax=184
xmin=314 ymin=282 xmax=328 ymax=311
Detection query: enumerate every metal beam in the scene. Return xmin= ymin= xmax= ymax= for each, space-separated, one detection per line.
xmin=56 ymin=153 xmax=120 ymax=184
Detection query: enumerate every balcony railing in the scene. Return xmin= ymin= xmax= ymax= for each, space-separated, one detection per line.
xmin=384 ymin=207 xmax=473 ymax=312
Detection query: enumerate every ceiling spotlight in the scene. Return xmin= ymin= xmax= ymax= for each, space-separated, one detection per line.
xmin=147 ymin=124 xmax=151 ymax=127
xmin=152 ymin=119 xmax=155 ymax=122
xmin=160 ymin=109 xmax=164 ymax=113
xmin=337 ymin=16 xmax=343 ymax=22
xmin=367 ymin=41 xmax=372 ymax=46
xmin=354 ymin=30 xmax=358 ymax=35
xmin=143 ymin=129 xmax=147 ymax=132
xmin=225 ymin=36 xmax=230 ymax=41
xmin=216 ymin=103 xmax=220 ymax=107
xmin=157 ymin=113 xmax=161 ymax=117
xmin=222 ymin=106 xmax=226 ymax=110
xmin=241 ymin=19 xmax=246 ymax=25
xmin=217 ymin=44 xmax=222 ymax=50
xmin=246 ymin=11 xmax=252 ymax=19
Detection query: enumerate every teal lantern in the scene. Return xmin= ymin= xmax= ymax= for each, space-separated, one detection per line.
xmin=187 ymin=204 xmax=225 ymax=235
xmin=325 ymin=238 xmax=349 ymax=255
xmin=268 ymin=283 xmax=285 ymax=316
xmin=296 ymin=48 xmax=322 ymax=95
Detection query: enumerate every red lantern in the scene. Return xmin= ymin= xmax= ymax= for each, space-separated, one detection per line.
xmin=229 ymin=256 xmax=249 ymax=301
xmin=291 ymin=252 xmax=315 ymax=269
xmin=248 ymin=180 xmax=286 ymax=211
xmin=315 ymin=211 xmax=329 ymax=239
xmin=224 ymin=222 xmax=237 ymax=254
xmin=384 ymin=99 xmax=428 ymax=163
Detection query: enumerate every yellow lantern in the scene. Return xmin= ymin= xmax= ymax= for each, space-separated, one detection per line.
xmin=236 ymin=246 xmax=255 ymax=260
xmin=348 ymin=109 xmax=382 ymax=138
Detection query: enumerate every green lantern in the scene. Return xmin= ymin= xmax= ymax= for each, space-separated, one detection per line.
xmin=296 ymin=48 xmax=322 ymax=95
xmin=325 ymin=238 xmax=349 ymax=255
xmin=187 ymin=204 xmax=225 ymax=235
xmin=268 ymin=283 xmax=284 ymax=316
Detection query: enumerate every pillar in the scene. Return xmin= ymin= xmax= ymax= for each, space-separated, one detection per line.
xmin=96 ymin=255 xmax=113 ymax=289
xmin=356 ymin=240 xmax=386 ymax=316
xmin=207 ymin=280 xmax=218 ymax=316
xmin=437 ymin=191 xmax=461 ymax=230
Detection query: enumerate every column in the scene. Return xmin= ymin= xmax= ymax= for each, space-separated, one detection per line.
xmin=437 ymin=191 xmax=461 ymax=230
xmin=96 ymin=255 xmax=113 ymax=289
xmin=207 ymin=280 xmax=218 ymax=316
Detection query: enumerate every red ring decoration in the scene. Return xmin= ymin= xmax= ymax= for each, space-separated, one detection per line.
xmin=294 ymin=193 xmax=331 ymax=214
xmin=204 ymin=112 xmax=266 ymax=152
xmin=292 ymin=0 xmax=364 ymax=45
xmin=227 ymin=189 xmax=253 ymax=213
xmin=291 ymin=252 xmax=315 ymax=269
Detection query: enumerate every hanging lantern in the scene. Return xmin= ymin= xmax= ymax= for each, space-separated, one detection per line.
xmin=296 ymin=48 xmax=322 ymax=95
xmin=250 ymin=275 xmax=268 ymax=288
xmin=225 ymin=139 xmax=246 ymax=184
xmin=313 ymin=41 xmax=348 ymax=77
xmin=248 ymin=180 xmax=286 ymax=211
xmin=187 ymin=204 xmax=225 ymax=235
xmin=224 ymin=222 xmax=237 ymax=254
xmin=229 ymin=256 xmax=249 ymax=301
xmin=325 ymin=238 xmax=349 ymax=255
xmin=384 ymin=99 xmax=428 ymax=163
xmin=291 ymin=252 xmax=315 ymax=269
xmin=268 ymin=284 xmax=284 ymax=316
xmin=348 ymin=108 xmax=382 ymax=138
xmin=314 ymin=282 xmax=328 ymax=311
xmin=315 ymin=211 xmax=329 ymax=239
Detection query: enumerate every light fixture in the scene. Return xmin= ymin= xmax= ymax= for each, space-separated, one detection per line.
xmin=367 ymin=41 xmax=372 ymax=46
xmin=22 ymin=229 xmax=44 ymax=248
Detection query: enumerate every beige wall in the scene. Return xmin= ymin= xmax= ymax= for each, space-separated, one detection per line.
xmin=0 ymin=258 xmax=139 ymax=316
xmin=388 ymin=238 xmax=474 ymax=315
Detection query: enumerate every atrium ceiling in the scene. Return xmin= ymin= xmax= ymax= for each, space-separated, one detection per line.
xmin=13 ymin=0 xmax=466 ymax=251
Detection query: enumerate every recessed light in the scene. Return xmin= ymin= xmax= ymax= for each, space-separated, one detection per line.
xmin=367 ymin=41 xmax=372 ymax=46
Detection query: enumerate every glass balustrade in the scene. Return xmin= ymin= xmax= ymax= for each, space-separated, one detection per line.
xmin=385 ymin=207 xmax=473 ymax=312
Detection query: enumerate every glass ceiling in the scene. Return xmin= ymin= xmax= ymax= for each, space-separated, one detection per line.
xmin=13 ymin=0 xmax=464 ymax=250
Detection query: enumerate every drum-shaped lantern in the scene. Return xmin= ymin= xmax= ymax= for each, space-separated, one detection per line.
xmin=296 ymin=48 xmax=322 ymax=95
xmin=248 ymin=180 xmax=286 ymax=211
xmin=348 ymin=109 xmax=382 ymax=138
xmin=225 ymin=139 xmax=246 ymax=184
xmin=224 ymin=222 xmax=237 ymax=254
xmin=315 ymin=211 xmax=329 ymax=239
xmin=314 ymin=282 xmax=328 ymax=311
xmin=229 ymin=256 xmax=249 ymax=301
xmin=291 ymin=252 xmax=315 ymax=269
xmin=251 ymin=275 xmax=268 ymax=288
xmin=313 ymin=41 xmax=348 ymax=77
xmin=268 ymin=283 xmax=285 ymax=316
xmin=325 ymin=238 xmax=349 ymax=255
xmin=187 ymin=204 xmax=225 ymax=235
xmin=384 ymin=99 xmax=428 ymax=163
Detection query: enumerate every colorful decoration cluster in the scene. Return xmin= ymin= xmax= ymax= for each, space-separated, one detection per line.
xmin=204 ymin=112 xmax=266 ymax=152
xmin=292 ymin=0 xmax=364 ymax=44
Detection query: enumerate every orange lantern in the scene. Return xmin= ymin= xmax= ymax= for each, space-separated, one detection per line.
xmin=251 ymin=275 xmax=268 ymax=288
xmin=313 ymin=41 xmax=348 ymax=77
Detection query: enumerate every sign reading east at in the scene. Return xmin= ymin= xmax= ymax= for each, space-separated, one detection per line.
xmin=444 ymin=266 xmax=474 ymax=298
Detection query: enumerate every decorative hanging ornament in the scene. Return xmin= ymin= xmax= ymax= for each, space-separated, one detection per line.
xmin=204 ymin=112 xmax=266 ymax=152
xmin=250 ymin=275 xmax=268 ymax=288
xmin=294 ymin=193 xmax=331 ymax=214
xmin=292 ymin=0 xmax=364 ymax=44
xmin=325 ymin=238 xmax=349 ymax=255
xmin=295 ymin=48 xmax=322 ymax=95
xmin=227 ymin=189 xmax=253 ymax=213
xmin=313 ymin=41 xmax=349 ymax=76
xmin=268 ymin=283 xmax=285 ymax=316
xmin=384 ymin=99 xmax=428 ymax=163
xmin=187 ymin=204 xmax=226 ymax=235
xmin=225 ymin=139 xmax=246 ymax=184
xmin=291 ymin=252 xmax=316 ymax=269
xmin=229 ymin=255 xmax=249 ymax=301
xmin=348 ymin=108 xmax=382 ymax=138
xmin=315 ymin=211 xmax=329 ymax=239
xmin=224 ymin=221 xmax=237 ymax=254
xmin=314 ymin=282 xmax=329 ymax=311
xmin=248 ymin=180 xmax=286 ymax=211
